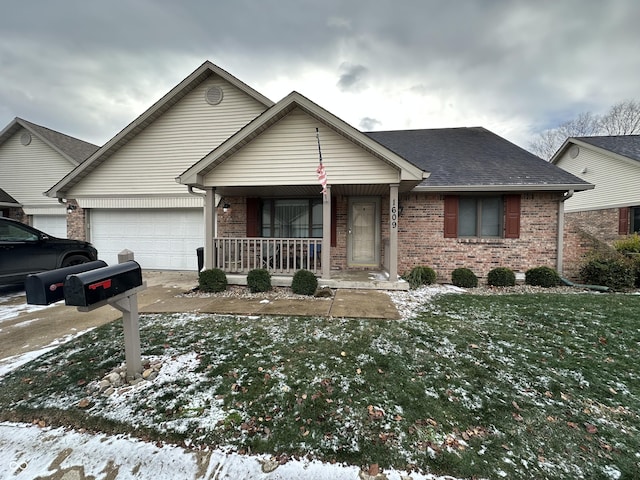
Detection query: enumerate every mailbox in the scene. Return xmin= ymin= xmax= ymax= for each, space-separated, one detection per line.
xmin=64 ymin=261 xmax=143 ymax=307
xmin=25 ymin=260 xmax=108 ymax=305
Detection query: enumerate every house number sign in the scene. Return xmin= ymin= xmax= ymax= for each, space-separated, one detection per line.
xmin=391 ymin=199 xmax=398 ymax=230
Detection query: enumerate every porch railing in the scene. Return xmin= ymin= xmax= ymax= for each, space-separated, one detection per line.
xmin=212 ymin=237 xmax=322 ymax=275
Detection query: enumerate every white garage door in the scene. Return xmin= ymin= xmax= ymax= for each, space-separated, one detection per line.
xmin=32 ymin=215 xmax=67 ymax=238
xmin=90 ymin=209 xmax=203 ymax=270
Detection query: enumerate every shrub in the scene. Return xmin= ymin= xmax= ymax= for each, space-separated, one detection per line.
xmin=247 ymin=268 xmax=272 ymax=293
xmin=403 ymin=266 xmax=437 ymax=289
xmin=291 ymin=269 xmax=318 ymax=295
xmin=580 ymin=256 xmax=635 ymax=290
xmin=487 ymin=267 xmax=516 ymax=287
xmin=525 ymin=266 xmax=561 ymax=288
xmin=451 ymin=268 xmax=478 ymax=288
xmin=198 ymin=268 xmax=227 ymax=293
xmin=614 ymin=233 xmax=640 ymax=253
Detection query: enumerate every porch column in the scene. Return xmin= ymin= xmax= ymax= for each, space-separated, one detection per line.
xmin=321 ymin=185 xmax=331 ymax=280
xmin=204 ymin=187 xmax=215 ymax=270
xmin=389 ymin=184 xmax=399 ymax=282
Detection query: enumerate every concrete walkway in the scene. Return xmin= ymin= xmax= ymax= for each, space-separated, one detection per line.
xmin=0 ymin=271 xmax=400 ymax=362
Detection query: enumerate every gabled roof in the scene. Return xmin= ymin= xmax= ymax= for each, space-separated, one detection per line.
xmin=0 ymin=187 xmax=20 ymax=207
xmin=551 ymin=135 xmax=640 ymax=165
xmin=47 ymin=61 xmax=275 ymax=198
xmin=366 ymin=127 xmax=593 ymax=192
xmin=178 ymin=91 xmax=427 ymax=185
xmin=0 ymin=118 xmax=98 ymax=165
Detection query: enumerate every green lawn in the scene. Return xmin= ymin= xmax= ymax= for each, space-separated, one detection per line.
xmin=1 ymin=293 xmax=639 ymax=479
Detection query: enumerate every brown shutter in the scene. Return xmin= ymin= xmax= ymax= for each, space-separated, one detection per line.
xmin=443 ymin=196 xmax=458 ymax=238
xmin=504 ymin=195 xmax=521 ymax=239
xmin=246 ymin=198 xmax=259 ymax=237
xmin=331 ymin=198 xmax=337 ymax=247
xmin=619 ymin=207 xmax=630 ymax=235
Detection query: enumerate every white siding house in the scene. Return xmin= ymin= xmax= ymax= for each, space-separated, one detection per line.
xmin=0 ymin=118 xmax=98 ymax=237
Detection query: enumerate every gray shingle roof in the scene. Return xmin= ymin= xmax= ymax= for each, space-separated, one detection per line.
xmin=17 ymin=118 xmax=99 ymax=163
xmin=575 ymin=135 xmax=640 ymax=163
xmin=0 ymin=188 xmax=20 ymax=205
xmin=366 ymin=127 xmax=591 ymax=190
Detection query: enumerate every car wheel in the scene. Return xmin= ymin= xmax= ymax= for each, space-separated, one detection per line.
xmin=61 ymin=255 xmax=90 ymax=267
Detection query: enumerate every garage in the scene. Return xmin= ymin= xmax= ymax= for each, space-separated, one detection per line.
xmin=32 ymin=215 xmax=67 ymax=238
xmin=90 ymin=209 xmax=203 ymax=270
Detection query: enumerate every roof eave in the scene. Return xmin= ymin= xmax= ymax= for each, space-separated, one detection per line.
xmin=412 ymin=183 xmax=595 ymax=193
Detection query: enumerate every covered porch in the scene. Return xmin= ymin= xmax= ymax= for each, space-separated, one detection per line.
xmin=177 ymin=92 xmax=428 ymax=288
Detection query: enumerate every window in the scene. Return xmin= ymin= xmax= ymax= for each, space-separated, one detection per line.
xmin=260 ymin=199 xmax=323 ymax=238
xmin=632 ymin=207 xmax=640 ymax=234
xmin=444 ymin=195 xmax=520 ymax=239
xmin=459 ymin=196 xmax=503 ymax=237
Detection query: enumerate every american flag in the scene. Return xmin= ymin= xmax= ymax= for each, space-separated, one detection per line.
xmin=316 ymin=128 xmax=328 ymax=195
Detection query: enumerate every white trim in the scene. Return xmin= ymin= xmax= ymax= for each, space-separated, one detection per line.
xmin=77 ymin=196 xmax=204 ymax=209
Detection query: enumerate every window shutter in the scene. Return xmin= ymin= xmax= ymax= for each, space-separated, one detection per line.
xmin=619 ymin=207 xmax=630 ymax=235
xmin=331 ymin=199 xmax=337 ymax=247
xmin=504 ymin=195 xmax=521 ymax=239
xmin=246 ymin=198 xmax=259 ymax=237
xmin=443 ymin=196 xmax=458 ymax=238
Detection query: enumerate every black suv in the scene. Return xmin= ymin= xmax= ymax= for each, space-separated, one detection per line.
xmin=0 ymin=217 xmax=98 ymax=286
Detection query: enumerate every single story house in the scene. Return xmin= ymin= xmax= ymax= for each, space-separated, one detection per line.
xmin=552 ymin=135 xmax=640 ymax=277
xmin=0 ymin=118 xmax=98 ymax=236
xmin=47 ymin=60 xmax=593 ymax=287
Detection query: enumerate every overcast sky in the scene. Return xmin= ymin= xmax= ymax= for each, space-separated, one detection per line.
xmin=1 ymin=0 xmax=638 ymax=151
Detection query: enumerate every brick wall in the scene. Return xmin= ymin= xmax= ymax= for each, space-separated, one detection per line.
xmin=397 ymin=192 xmax=562 ymax=282
xmin=562 ymin=208 xmax=625 ymax=280
xmin=66 ymin=201 xmax=87 ymax=240
xmin=216 ymin=193 xmax=566 ymax=282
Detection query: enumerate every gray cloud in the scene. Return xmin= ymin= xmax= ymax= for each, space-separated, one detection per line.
xmin=0 ymin=0 xmax=638 ymax=149
xmin=359 ymin=117 xmax=382 ymax=131
xmin=337 ymin=63 xmax=369 ymax=92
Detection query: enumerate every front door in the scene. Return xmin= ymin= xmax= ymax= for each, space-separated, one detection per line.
xmin=347 ymin=197 xmax=380 ymax=266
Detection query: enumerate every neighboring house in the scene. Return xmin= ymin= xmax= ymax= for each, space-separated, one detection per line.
xmin=0 ymin=118 xmax=98 ymax=237
xmin=47 ymin=60 xmax=592 ymax=285
xmin=552 ymin=135 xmax=640 ymax=277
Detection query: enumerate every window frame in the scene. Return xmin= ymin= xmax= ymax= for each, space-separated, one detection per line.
xmin=260 ymin=198 xmax=323 ymax=238
xmin=632 ymin=206 xmax=640 ymax=234
xmin=444 ymin=194 xmax=520 ymax=239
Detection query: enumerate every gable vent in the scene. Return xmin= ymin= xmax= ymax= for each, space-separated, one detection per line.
xmin=20 ymin=132 xmax=32 ymax=146
xmin=205 ymin=86 xmax=224 ymax=105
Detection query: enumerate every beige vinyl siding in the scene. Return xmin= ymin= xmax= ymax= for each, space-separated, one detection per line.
xmin=0 ymin=129 xmax=73 ymax=208
xmin=205 ymin=108 xmax=399 ymax=186
xmin=556 ymin=147 xmax=640 ymax=212
xmin=67 ymin=78 xmax=267 ymax=197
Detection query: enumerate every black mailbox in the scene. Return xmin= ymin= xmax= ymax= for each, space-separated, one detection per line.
xmin=64 ymin=261 xmax=143 ymax=307
xmin=25 ymin=260 xmax=108 ymax=305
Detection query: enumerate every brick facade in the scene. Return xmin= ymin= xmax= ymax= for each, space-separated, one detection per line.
xmin=396 ymin=192 xmax=562 ymax=281
xmin=218 ymin=192 xmax=566 ymax=282
xmin=66 ymin=201 xmax=87 ymax=241
xmin=562 ymin=208 xmax=627 ymax=280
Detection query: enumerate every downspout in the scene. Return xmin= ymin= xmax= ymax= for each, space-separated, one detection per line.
xmin=557 ymin=190 xmax=574 ymax=275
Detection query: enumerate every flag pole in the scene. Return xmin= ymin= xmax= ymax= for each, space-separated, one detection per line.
xmin=315 ymin=128 xmax=328 ymax=198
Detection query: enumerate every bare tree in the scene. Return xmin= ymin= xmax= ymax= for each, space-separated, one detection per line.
xmin=600 ymin=100 xmax=640 ymax=135
xmin=529 ymin=100 xmax=640 ymax=160
xmin=529 ymin=112 xmax=600 ymax=160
